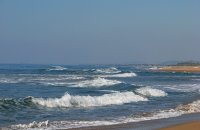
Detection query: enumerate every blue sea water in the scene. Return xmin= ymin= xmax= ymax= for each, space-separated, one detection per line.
xmin=0 ymin=64 xmax=200 ymax=129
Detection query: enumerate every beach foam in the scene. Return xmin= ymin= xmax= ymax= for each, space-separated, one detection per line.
xmin=32 ymin=92 xmax=148 ymax=108
xmin=175 ymin=100 xmax=200 ymax=113
xmin=71 ymin=77 xmax=122 ymax=87
xmin=135 ymin=86 xmax=168 ymax=97
xmin=9 ymin=99 xmax=200 ymax=130
xmin=11 ymin=120 xmax=49 ymax=129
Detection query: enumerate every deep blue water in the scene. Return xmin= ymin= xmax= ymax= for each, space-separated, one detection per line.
xmin=0 ymin=64 xmax=200 ymax=129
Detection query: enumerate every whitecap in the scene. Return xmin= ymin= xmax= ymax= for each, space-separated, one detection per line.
xmin=71 ymin=77 xmax=122 ymax=87
xmin=148 ymin=66 xmax=158 ymax=70
xmin=11 ymin=120 xmax=49 ymax=129
xmin=10 ymin=99 xmax=200 ymax=130
xmin=103 ymin=72 xmax=137 ymax=78
xmin=135 ymin=86 xmax=167 ymax=97
xmin=32 ymin=92 xmax=148 ymax=108
xmin=47 ymin=66 xmax=67 ymax=71
xmin=95 ymin=67 xmax=121 ymax=74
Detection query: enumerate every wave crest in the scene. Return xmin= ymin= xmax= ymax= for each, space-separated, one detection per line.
xmin=175 ymin=100 xmax=200 ymax=113
xmin=47 ymin=66 xmax=67 ymax=71
xmin=95 ymin=67 xmax=121 ymax=74
xmin=12 ymin=120 xmax=49 ymax=129
xmin=135 ymin=87 xmax=167 ymax=97
xmin=71 ymin=77 xmax=122 ymax=87
xmin=103 ymin=72 xmax=137 ymax=78
xmin=32 ymin=92 xmax=148 ymax=108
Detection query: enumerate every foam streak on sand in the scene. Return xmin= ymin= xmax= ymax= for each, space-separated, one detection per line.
xmin=32 ymin=92 xmax=148 ymax=107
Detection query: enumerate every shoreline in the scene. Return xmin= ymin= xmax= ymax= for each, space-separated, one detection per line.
xmin=158 ymin=66 xmax=200 ymax=73
xmin=160 ymin=121 xmax=200 ymax=130
xmin=65 ymin=113 xmax=200 ymax=130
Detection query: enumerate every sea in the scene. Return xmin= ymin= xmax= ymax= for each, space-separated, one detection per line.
xmin=0 ymin=64 xmax=200 ymax=130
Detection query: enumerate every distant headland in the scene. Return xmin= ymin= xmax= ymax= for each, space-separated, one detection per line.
xmin=159 ymin=61 xmax=200 ymax=72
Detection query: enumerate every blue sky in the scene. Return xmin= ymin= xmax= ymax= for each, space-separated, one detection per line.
xmin=0 ymin=0 xmax=199 ymax=64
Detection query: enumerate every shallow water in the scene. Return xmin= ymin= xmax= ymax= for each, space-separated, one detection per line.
xmin=0 ymin=64 xmax=200 ymax=129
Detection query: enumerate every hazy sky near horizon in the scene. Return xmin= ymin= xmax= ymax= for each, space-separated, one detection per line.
xmin=0 ymin=0 xmax=200 ymax=64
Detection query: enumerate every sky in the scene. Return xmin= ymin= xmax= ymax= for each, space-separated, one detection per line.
xmin=0 ymin=0 xmax=200 ymax=64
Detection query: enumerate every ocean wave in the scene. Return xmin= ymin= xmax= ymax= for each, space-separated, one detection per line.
xmin=135 ymin=87 xmax=168 ymax=97
xmin=175 ymin=100 xmax=200 ymax=113
xmin=70 ymin=77 xmax=122 ymax=87
xmin=10 ymin=99 xmax=200 ymax=130
xmin=0 ymin=75 xmax=85 ymax=85
xmin=148 ymin=66 xmax=158 ymax=70
xmin=32 ymin=92 xmax=148 ymax=108
xmin=11 ymin=120 xmax=49 ymax=129
xmin=47 ymin=66 xmax=67 ymax=71
xmin=0 ymin=78 xmax=20 ymax=84
xmin=0 ymin=97 xmax=33 ymax=111
xmin=164 ymin=84 xmax=200 ymax=93
xmin=102 ymin=72 xmax=137 ymax=78
xmin=95 ymin=67 xmax=121 ymax=74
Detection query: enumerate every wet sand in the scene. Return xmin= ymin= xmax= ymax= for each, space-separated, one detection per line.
xmin=159 ymin=66 xmax=200 ymax=73
xmin=160 ymin=121 xmax=200 ymax=130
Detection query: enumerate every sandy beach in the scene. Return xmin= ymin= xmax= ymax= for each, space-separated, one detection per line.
xmin=160 ymin=121 xmax=200 ymax=130
xmin=159 ymin=66 xmax=200 ymax=73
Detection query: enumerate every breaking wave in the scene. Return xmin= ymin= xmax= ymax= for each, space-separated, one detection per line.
xmin=70 ymin=77 xmax=122 ymax=87
xmin=135 ymin=87 xmax=168 ymax=97
xmin=103 ymin=72 xmax=137 ymax=78
xmin=95 ymin=67 xmax=121 ymax=74
xmin=32 ymin=92 xmax=148 ymax=108
xmin=10 ymin=100 xmax=200 ymax=130
xmin=175 ymin=100 xmax=200 ymax=113
xmin=148 ymin=66 xmax=158 ymax=70
xmin=11 ymin=120 xmax=49 ymax=129
xmin=47 ymin=66 xmax=67 ymax=71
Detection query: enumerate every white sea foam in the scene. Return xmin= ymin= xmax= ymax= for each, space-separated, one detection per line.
xmin=175 ymin=100 xmax=200 ymax=113
xmin=48 ymin=66 xmax=67 ymax=71
xmin=95 ymin=67 xmax=121 ymax=74
xmin=148 ymin=66 xmax=158 ymax=70
xmin=11 ymin=120 xmax=49 ymax=129
xmin=71 ymin=77 xmax=122 ymax=87
xmin=12 ymin=100 xmax=200 ymax=130
xmin=103 ymin=72 xmax=137 ymax=78
xmin=32 ymin=92 xmax=148 ymax=108
xmin=135 ymin=87 xmax=168 ymax=97
xmin=164 ymin=84 xmax=200 ymax=93
xmin=0 ymin=78 xmax=24 ymax=84
xmin=0 ymin=79 xmax=18 ymax=84
xmin=0 ymin=74 xmax=85 ymax=86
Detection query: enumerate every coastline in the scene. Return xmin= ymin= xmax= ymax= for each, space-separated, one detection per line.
xmin=160 ymin=121 xmax=200 ymax=130
xmin=158 ymin=66 xmax=200 ymax=73
xmin=65 ymin=113 xmax=200 ymax=130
